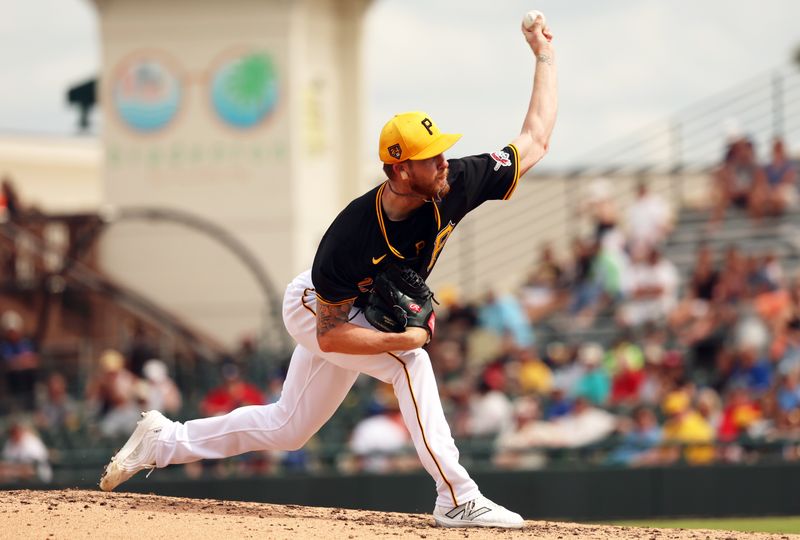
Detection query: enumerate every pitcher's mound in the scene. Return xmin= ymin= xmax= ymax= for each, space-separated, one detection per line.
xmin=0 ymin=489 xmax=791 ymax=539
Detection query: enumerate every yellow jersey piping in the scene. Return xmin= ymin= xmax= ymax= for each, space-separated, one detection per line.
xmin=376 ymin=182 xmax=442 ymax=258
xmin=375 ymin=183 xmax=405 ymax=259
xmin=315 ymin=293 xmax=357 ymax=306
xmin=502 ymin=144 xmax=520 ymax=200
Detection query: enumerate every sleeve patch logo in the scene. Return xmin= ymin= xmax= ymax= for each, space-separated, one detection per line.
xmin=388 ymin=144 xmax=402 ymax=159
xmin=490 ymin=150 xmax=511 ymax=171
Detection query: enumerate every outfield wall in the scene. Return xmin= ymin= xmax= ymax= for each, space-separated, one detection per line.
xmin=6 ymin=463 xmax=799 ymax=520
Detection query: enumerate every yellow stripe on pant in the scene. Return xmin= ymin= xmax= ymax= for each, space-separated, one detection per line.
xmin=388 ymin=351 xmax=459 ymax=507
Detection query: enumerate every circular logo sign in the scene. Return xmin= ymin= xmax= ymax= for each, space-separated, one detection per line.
xmin=210 ymin=52 xmax=279 ymax=129
xmin=112 ymin=56 xmax=181 ymax=133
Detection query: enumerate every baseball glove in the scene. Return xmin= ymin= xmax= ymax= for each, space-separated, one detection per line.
xmin=364 ymin=264 xmax=436 ymax=339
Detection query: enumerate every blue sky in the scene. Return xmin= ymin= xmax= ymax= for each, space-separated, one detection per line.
xmin=1 ymin=0 xmax=799 ymax=168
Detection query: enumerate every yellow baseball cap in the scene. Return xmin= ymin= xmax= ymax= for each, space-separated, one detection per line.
xmin=379 ymin=111 xmax=462 ymax=164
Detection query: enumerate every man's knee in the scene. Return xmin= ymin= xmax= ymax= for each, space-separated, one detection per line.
xmin=282 ymin=430 xmax=313 ymax=451
xmin=392 ymin=349 xmax=433 ymax=379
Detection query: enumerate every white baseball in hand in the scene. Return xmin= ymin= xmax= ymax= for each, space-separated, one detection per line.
xmin=523 ymin=10 xmax=545 ymax=29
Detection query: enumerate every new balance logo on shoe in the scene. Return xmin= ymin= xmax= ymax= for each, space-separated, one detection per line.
xmin=445 ymin=500 xmax=492 ymax=521
xmin=433 ymin=495 xmax=523 ymax=528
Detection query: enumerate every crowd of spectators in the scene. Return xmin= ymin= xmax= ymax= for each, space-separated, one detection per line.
xmin=1 ymin=135 xmax=798 ymax=482
xmin=413 ymin=135 xmax=799 ymax=472
xmin=710 ymin=136 xmax=797 ymax=227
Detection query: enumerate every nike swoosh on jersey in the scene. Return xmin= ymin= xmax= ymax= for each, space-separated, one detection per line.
xmin=372 ymin=254 xmax=387 ymax=264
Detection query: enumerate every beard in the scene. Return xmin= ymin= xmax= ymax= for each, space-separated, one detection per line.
xmin=410 ymin=169 xmax=450 ymax=201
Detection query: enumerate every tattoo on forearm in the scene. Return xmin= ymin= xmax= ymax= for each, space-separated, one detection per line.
xmin=537 ymin=54 xmax=552 ymax=65
xmin=316 ymin=302 xmax=352 ymax=337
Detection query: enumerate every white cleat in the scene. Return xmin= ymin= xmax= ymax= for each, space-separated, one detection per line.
xmin=433 ymin=496 xmax=524 ymax=529
xmin=99 ymin=410 xmax=171 ymax=492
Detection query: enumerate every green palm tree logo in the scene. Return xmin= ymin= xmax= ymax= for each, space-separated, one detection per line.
xmin=226 ymin=53 xmax=275 ymax=105
xmin=212 ymin=51 xmax=279 ymax=128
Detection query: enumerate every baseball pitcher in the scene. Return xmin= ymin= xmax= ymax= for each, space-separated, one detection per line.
xmin=101 ymin=12 xmax=557 ymax=529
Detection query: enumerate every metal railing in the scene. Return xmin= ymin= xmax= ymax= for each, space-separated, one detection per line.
xmin=428 ymin=65 xmax=800 ymax=299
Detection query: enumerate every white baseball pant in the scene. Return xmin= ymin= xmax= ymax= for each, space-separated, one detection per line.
xmin=154 ymin=270 xmax=480 ymax=508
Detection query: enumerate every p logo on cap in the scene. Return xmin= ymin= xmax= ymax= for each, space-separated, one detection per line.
xmin=379 ymin=111 xmax=462 ymax=164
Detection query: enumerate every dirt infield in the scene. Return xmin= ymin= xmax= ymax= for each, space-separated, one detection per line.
xmin=0 ymin=489 xmax=796 ymax=540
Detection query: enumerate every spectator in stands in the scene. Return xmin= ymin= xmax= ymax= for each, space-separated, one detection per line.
xmin=140 ymin=359 xmax=182 ymax=415
xmin=200 ymin=362 xmax=264 ymax=417
xmin=660 ymin=350 xmax=690 ymax=390
xmin=748 ymin=251 xmax=784 ymax=293
xmin=618 ymin=247 xmax=679 ymax=329
xmin=543 ymin=386 xmax=572 ymax=420
xmin=547 ymin=342 xmax=583 ymax=398
xmin=1 ymin=310 xmax=40 ymax=411
xmin=790 ymin=277 xmax=800 ymax=322
xmin=123 ymin=322 xmax=158 ymax=378
xmin=775 ymin=317 xmax=800 ymax=376
xmin=776 ymin=369 xmax=800 ymax=418
xmin=752 ymin=253 xmax=790 ymax=330
xmin=679 ymin=302 xmax=732 ymax=387
xmin=715 ymin=244 xmax=750 ymax=303
xmin=637 ymin=345 xmax=670 ymax=406
xmin=593 ymin=236 xmax=628 ymax=315
xmin=464 ymin=364 xmax=514 ymax=439
xmin=748 ymin=390 xmax=779 ymax=440
xmin=428 ymin=339 xmax=470 ymax=415
xmin=567 ymin=236 xmax=603 ymax=323
xmin=726 ymin=345 xmax=773 ymax=397
xmin=477 ymin=291 xmax=535 ymax=348
xmin=691 ymin=244 xmax=721 ymax=300
xmin=494 ymin=395 xmax=548 ymax=470
xmin=731 ymin=304 xmax=770 ymax=373
xmin=349 ymin=385 xmax=413 ymax=473
xmin=84 ymin=349 xmax=141 ymax=438
xmin=35 ymin=372 xmax=80 ymax=433
xmin=583 ymin=178 xmax=620 ymax=245
xmin=695 ymin=387 xmax=724 ymax=433
xmin=574 ymin=342 xmax=610 ymax=405
xmin=549 ymin=396 xmax=617 ymax=448
xmin=437 ymin=289 xmax=479 ymax=342
xmin=0 ymin=421 xmax=51 ymax=483
xmin=718 ymin=386 xmax=761 ymax=443
xmin=520 ymin=243 xmax=568 ymax=322
xmin=607 ymin=406 xmax=662 ymax=466
xmin=610 ymin=352 xmax=645 ymax=407
xmin=496 ymin=395 xmax=616 ymax=454
xmin=582 ymin=179 xmax=629 ymax=312
xmin=189 ymin=362 xmax=269 ymax=478
xmin=710 ymin=137 xmax=768 ymax=226
xmin=625 ymin=180 xmax=673 ymax=252
xmin=515 ymin=347 xmax=553 ymax=396
xmin=669 ymin=244 xmax=719 ymax=331
xmin=604 ymin=333 xmax=645 ymax=376
xmin=761 ymin=137 xmax=797 ymax=216
xmin=659 ymin=389 xmax=715 ymax=465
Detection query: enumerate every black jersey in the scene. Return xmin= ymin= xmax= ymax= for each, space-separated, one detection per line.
xmin=311 ymin=144 xmax=520 ymax=307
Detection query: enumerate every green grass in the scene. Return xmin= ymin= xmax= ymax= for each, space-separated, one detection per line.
xmin=609 ymin=516 xmax=800 ymax=534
